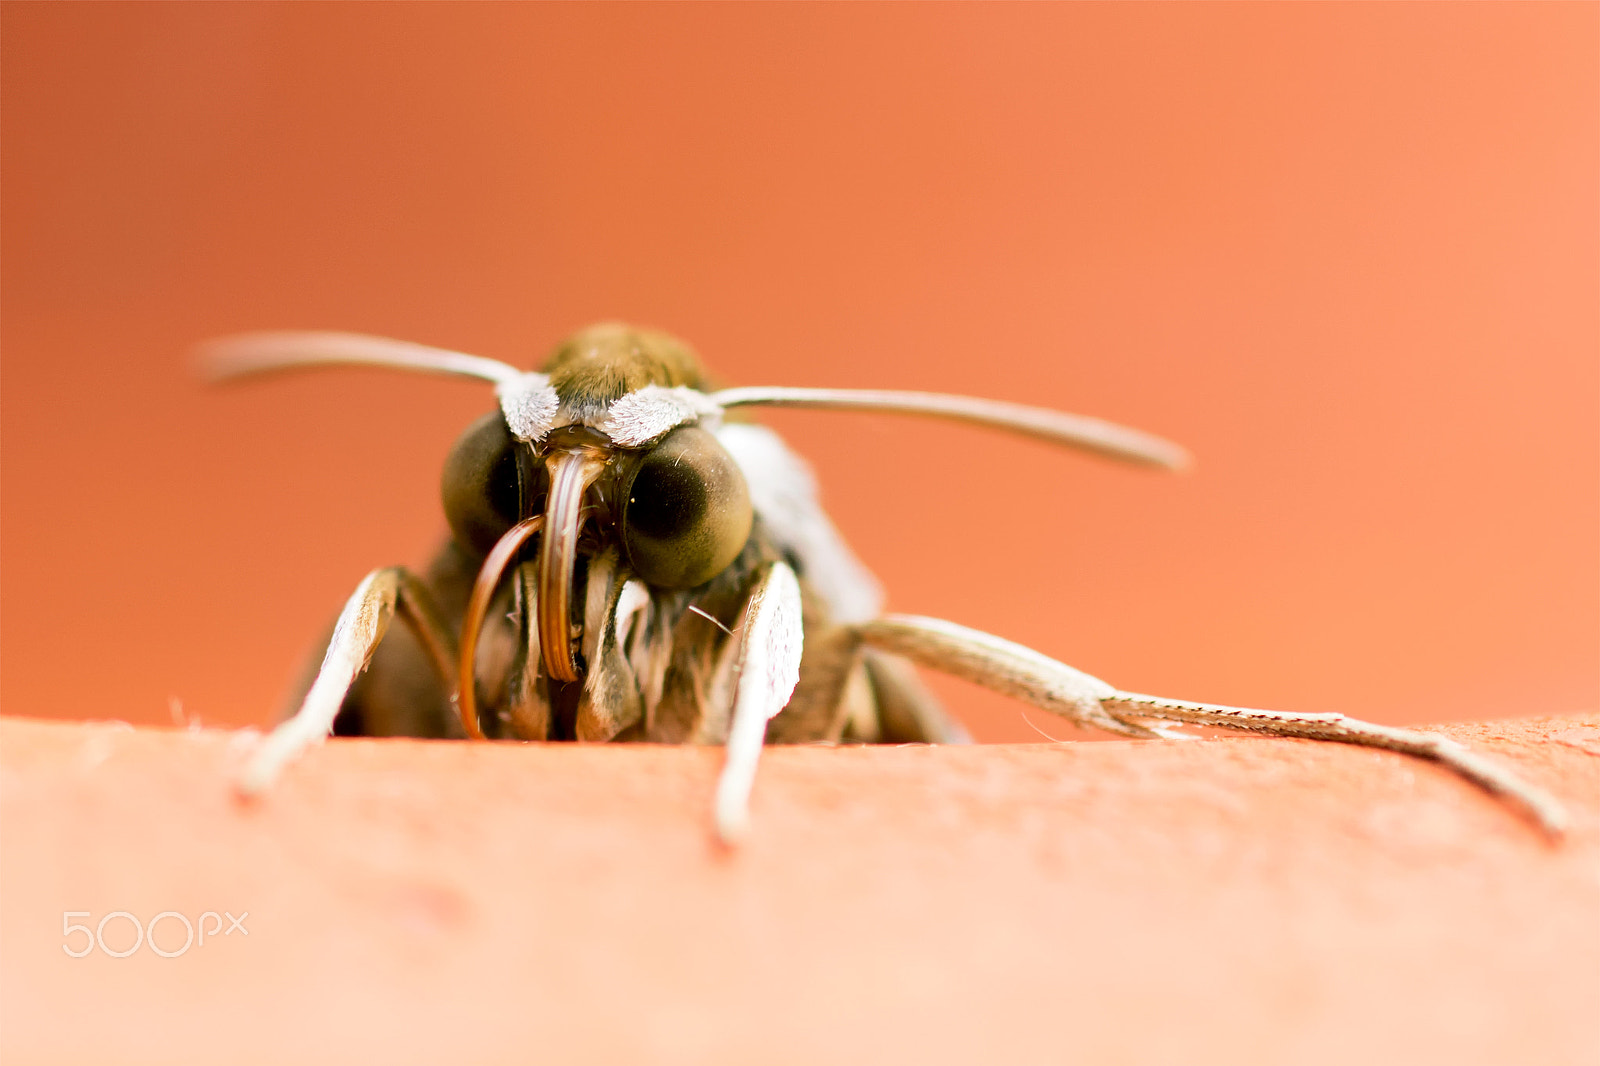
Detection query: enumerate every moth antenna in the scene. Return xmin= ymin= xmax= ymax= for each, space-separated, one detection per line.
xmin=709 ymin=386 xmax=1189 ymax=470
xmin=197 ymin=331 xmax=528 ymax=387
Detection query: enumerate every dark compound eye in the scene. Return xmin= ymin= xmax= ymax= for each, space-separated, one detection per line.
xmin=622 ymin=426 xmax=753 ymax=589
xmin=441 ymin=412 xmax=526 ymax=557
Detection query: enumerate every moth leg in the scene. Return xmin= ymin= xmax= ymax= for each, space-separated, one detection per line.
xmin=855 ymin=615 xmax=1162 ymax=739
xmin=1101 ymin=691 xmax=1568 ymax=836
xmin=713 ymin=562 xmax=805 ymax=845
xmin=573 ymin=550 xmax=644 ymax=742
xmin=858 ymin=614 xmax=1567 ymax=837
xmin=237 ymin=567 xmax=457 ymax=796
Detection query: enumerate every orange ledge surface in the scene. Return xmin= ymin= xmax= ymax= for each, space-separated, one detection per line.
xmin=2 ymin=715 xmax=1596 ymax=1065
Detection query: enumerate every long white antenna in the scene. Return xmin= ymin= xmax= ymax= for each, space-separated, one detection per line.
xmin=198 ymin=331 xmax=525 ymax=387
xmin=711 ymin=386 xmax=1189 ymax=469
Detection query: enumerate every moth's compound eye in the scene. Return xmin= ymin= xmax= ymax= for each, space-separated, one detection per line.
xmin=622 ymin=426 xmax=753 ymax=589
xmin=442 ymin=412 xmax=526 ymax=557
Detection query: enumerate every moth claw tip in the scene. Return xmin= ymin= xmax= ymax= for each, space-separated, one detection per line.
xmin=714 ymin=810 xmax=750 ymax=848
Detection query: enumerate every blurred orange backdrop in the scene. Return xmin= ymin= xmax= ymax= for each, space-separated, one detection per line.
xmin=1 ymin=3 xmax=1594 ymax=741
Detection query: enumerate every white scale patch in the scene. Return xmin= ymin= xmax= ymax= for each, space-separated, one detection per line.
xmin=742 ymin=562 xmax=803 ymax=717
xmin=598 ymin=385 xmax=724 ymax=448
xmin=496 ymin=373 xmax=560 ymax=442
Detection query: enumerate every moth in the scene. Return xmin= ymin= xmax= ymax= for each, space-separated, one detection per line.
xmin=206 ymin=324 xmax=1565 ymax=842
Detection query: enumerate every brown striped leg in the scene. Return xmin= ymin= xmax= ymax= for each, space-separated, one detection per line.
xmin=858 ymin=614 xmax=1566 ymax=837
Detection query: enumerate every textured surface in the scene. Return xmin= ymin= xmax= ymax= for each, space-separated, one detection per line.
xmin=2 ymin=714 xmax=1596 ymax=1065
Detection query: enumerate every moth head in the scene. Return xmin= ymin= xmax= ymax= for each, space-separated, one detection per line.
xmin=435 ymin=325 xmax=751 ymax=684
xmin=438 ymin=404 xmax=752 ymax=682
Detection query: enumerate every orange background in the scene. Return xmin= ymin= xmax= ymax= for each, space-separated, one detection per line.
xmin=2 ymin=3 xmax=1595 ymax=741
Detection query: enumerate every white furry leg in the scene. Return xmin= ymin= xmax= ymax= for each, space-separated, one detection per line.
xmin=856 ymin=615 xmax=1162 ymax=739
xmin=237 ymin=569 xmax=405 ymax=796
xmin=713 ymin=563 xmax=804 ymax=845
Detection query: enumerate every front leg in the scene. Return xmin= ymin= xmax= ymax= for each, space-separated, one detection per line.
xmin=858 ymin=614 xmax=1567 ymax=837
xmin=237 ymin=567 xmax=457 ymax=795
xmin=713 ymin=562 xmax=805 ymax=845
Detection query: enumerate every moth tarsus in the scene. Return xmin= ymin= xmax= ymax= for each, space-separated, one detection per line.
xmin=208 ymin=324 xmax=1566 ymax=842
